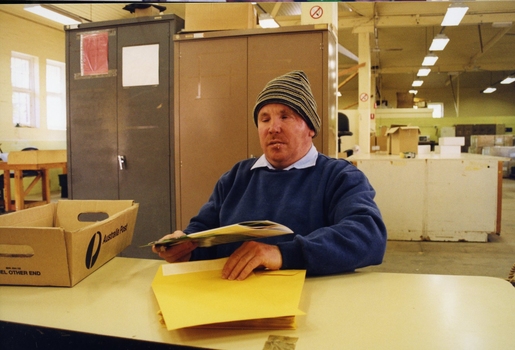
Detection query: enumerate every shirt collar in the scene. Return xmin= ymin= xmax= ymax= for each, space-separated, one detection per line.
xmin=251 ymin=144 xmax=318 ymax=171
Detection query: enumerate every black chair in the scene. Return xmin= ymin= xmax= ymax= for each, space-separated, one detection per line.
xmin=338 ymin=113 xmax=353 ymax=156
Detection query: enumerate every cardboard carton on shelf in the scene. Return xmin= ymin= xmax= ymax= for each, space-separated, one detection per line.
xmin=386 ymin=126 xmax=420 ymax=154
xmin=0 ymin=200 xmax=138 ymax=287
xmin=184 ymin=3 xmax=257 ymax=32
xmin=470 ymin=135 xmax=495 ymax=148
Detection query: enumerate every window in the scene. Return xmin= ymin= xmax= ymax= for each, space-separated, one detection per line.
xmin=11 ymin=52 xmax=39 ymax=127
xmin=427 ymin=102 xmax=444 ymax=118
xmin=46 ymin=60 xmax=67 ymax=130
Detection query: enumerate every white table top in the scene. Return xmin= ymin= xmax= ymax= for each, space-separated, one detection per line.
xmin=1 ymin=257 xmax=514 ymax=349
xmin=348 ymin=152 xmax=510 ymax=161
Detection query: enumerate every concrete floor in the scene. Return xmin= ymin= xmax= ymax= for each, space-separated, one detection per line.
xmin=362 ymin=178 xmax=515 ymax=281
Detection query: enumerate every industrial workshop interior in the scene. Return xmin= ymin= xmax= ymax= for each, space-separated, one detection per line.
xmin=1 ymin=1 xmax=515 ymax=349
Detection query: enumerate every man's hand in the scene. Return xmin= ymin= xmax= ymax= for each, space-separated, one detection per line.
xmin=222 ymin=241 xmax=282 ymax=281
xmin=152 ymin=230 xmax=197 ymax=263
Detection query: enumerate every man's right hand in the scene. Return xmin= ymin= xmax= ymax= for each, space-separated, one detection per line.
xmin=152 ymin=230 xmax=198 ymax=263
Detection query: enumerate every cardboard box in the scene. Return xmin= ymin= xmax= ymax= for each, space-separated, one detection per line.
xmin=376 ymin=126 xmax=388 ymax=152
xmin=0 ymin=200 xmax=138 ymax=287
xmin=494 ymin=134 xmax=514 ymax=146
xmin=370 ymin=133 xmax=378 ymax=152
xmin=468 ymin=146 xmax=483 ymax=154
xmin=386 ymin=126 xmax=420 ymax=154
xmin=439 ymin=137 xmax=465 ymax=146
xmin=470 ymin=135 xmax=495 ymax=148
xmin=8 ymin=150 xmax=66 ymax=165
xmin=185 ymin=3 xmax=257 ymax=32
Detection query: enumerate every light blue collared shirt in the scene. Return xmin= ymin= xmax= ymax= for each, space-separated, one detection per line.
xmin=251 ymin=144 xmax=318 ymax=171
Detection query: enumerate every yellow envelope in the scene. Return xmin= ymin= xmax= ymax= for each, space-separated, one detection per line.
xmin=151 ymin=258 xmax=306 ymax=330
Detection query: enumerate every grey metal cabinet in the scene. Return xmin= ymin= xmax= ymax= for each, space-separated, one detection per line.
xmin=66 ymin=15 xmax=184 ymax=258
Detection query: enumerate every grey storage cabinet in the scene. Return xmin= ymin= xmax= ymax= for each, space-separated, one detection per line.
xmin=174 ymin=25 xmax=338 ymax=228
xmin=66 ymin=15 xmax=184 ymax=258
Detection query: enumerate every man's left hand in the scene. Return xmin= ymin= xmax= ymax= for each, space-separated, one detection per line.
xmin=221 ymin=241 xmax=282 ymax=280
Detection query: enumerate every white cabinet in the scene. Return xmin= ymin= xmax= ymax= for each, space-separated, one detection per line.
xmin=351 ymin=154 xmax=506 ymax=242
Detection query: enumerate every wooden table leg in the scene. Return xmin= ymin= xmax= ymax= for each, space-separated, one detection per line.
xmin=41 ymin=169 xmax=51 ymax=204
xmin=14 ymin=170 xmax=24 ymax=211
xmin=2 ymin=169 xmax=11 ymax=211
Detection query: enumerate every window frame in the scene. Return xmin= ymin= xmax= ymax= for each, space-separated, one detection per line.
xmin=11 ymin=51 xmax=40 ymax=128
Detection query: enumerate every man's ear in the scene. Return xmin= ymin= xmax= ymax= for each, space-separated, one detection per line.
xmin=309 ymin=129 xmax=316 ymax=138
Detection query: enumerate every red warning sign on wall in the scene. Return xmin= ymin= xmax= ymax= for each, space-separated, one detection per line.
xmin=310 ymin=6 xmax=324 ymax=20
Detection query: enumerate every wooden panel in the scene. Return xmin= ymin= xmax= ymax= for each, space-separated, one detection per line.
xmin=247 ymin=31 xmax=336 ymax=158
xmin=176 ymin=37 xmax=248 ymax=228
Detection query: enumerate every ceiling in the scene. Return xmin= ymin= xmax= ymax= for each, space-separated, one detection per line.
xmin=2 ymin=1 xmax=515 ymax=96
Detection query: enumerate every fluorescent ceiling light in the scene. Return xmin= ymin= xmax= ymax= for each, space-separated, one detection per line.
xmin=24 ymin=4 xmax=81 ymax=25
xmin=482 ymin=87 xmax=496 ymax=93
xmin=422 ymin=54 xmax=438 ymax=66
xmin=408 ymin=90 xmax=418 ymax=95
xmin=429 ymin=34 xmax=450 ymax=51
xmin=500 ymin=76 xmax=515 ymax=84
xmin=417 ymin=68 xmax=431 ymax=77
xmin=441 ymin=5 xmax=469 ymax=26
xmin=259 ymin=14 xmax=280 ymax=28
xmin=412 ymin=80 xmax=424 ymax=87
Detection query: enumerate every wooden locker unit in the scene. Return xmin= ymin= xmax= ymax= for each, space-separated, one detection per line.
xmin=174 ymin=25 xmax=338 ymax=229
xmin=66 ymin=15 xmax=184 ymax=258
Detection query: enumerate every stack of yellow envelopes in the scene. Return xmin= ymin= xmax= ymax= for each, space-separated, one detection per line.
xmin=151 ymin=258 xmax=306 ymax=330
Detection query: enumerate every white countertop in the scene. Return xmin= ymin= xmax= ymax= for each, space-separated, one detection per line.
xmin=348 ymin=152 xmax=510 ymax=161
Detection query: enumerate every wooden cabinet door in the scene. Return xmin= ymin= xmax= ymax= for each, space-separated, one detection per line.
xmin=247 ymin=32 xmax=326 ymax=158
xmin=175 ymin=37 xmax=248 ymax=228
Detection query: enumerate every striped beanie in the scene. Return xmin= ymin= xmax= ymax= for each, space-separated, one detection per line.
xmin=253 ymin=70 xmax=321 ymax=136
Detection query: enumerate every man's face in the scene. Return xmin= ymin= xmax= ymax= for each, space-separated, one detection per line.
xmin=257 ymin=103 xmax=315 ymax=170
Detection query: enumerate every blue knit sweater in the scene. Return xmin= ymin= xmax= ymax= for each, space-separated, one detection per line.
xmin=185 ymin=153 xmax=387 ymax=276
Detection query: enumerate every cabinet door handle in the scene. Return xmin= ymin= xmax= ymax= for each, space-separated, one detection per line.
xmin=118 ymin=155 xmax=126 ymax=170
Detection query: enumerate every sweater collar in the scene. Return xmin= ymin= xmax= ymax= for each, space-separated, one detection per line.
xmin=251 ymin=144 xmax=318 ymax=171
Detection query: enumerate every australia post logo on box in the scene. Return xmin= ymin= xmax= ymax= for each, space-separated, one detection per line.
xmin=85 ymin=223 xmax=129 ymax=269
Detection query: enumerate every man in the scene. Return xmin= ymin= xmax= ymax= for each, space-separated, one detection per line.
xmin=154 ymin=70 xmax=387 ymax=280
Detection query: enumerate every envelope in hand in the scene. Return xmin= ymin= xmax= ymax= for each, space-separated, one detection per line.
xmin=151 ymin=258 xmax=306 ymax=330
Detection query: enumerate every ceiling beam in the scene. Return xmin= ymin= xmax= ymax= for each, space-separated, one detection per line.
xmin=466 ymin=25 xmax=513 ymax=70
xmin=339 ymin=13 xmax=515 ymax=29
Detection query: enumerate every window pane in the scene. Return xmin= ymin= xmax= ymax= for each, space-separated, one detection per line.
xmin=11 ymin=57 xmax=30 ymax=89
xmin=46 ymin=60 xmax=66 ymax=130
xmin=12 ymin=91 xmax=30 ymax=125
xmin=46 ymin=64 xmax=62 ymax=93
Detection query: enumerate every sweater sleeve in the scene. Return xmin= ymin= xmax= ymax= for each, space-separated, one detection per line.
xmin=277 ymin=165 xmax=387 ymax=276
